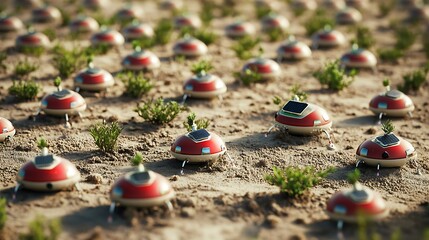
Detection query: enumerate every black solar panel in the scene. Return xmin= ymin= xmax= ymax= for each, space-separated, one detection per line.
xmin=35 ymin=155 xmax=55 ymax=166
xmin=130 ymin=171 xmax=150 ymax=184
xmin=282 ymin=101 xmax=308 ymax=115
xmin=53 ymin=89 xmax=71 ymax=98
xmin=386 ymin=90 xmax=401 ymax=99
xmin=188 ymin=129 xmax=210 ymax=142
xmin=376 ymin=134 xmax=400 ymax=147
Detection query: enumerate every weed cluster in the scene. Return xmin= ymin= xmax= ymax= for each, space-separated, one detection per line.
xmin=135 ymin=98 xmax=182 ymax=125
xmin=19 ymin=215 xmax=62 ymax=240
xmin=14 ymin=60 xmax=39 ymax=78
xmin=0 ymin=51 xmax=7 ymax=72
xmin=313 ymin=60 xmax=356 ymax=91
xmin=231 ymin=36 xmax=261 ymax=60
xmin=179 ymin=27 xmax=218 ymax=46
xmin=290 ymin=84 xmax=308 ymax=102
xmin=378 ymin=48 xmax=404 ymax=62
xmin=398 ymin=68 xmax=427 ymax=93
xmin=236 ymin=68 xmax=263 ymax=86
xmin=378 ymin=26 xmax=416 ymax=62
xmin=89 ymin=121 xmax=123 ymax=153
xmin=42 ymin=28 xmax=56 ymax=41
xmin=381 ymin=120 xmax=395 ymax=135
xmin=351 ymin=26 xmax=375 ymax=49
xmin=191 ymin=60 xmax=213 ymax=75
xmin=37 ymin=138 xmax=48 ymax=149
xmin=18 ymin=46 xmax=45 ymax=57
xmin=265 ymin=166 xmax=335 ymax=197
xmin=8 ymin=80 xmax=40 ymax=101
xmin=130 ymin=152 xmax=144 ymax=166
xmin=183 ymin=112 xmax=210 ymax=132
xmin=52 ymin=45 xmax=86 ymax=78
xmin=118 ymin=71 xmax=153 ymax=98
xmin=304 ymin=10 xmax=335 ymax=36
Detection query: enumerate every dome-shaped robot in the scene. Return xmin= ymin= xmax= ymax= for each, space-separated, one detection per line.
xmin=91 ymin=28 xmax=125 ymax=47
xmin=122 ymin=21 xmax=154 ymax=42
xmin=15 ymin=31 xmax=50 ymax=50
xmin=335 ymin=7 xmax=362 ymax=24
xmin=31 ymin=5 xmax=61 ymax=23
xmin=241 ymin=58 xmax=281 ymax=80
xmin=0 ymin=15 xmax=24 ymax=32
xmin=340 ymin=45 xmax=377 ymax=70
xmin=277 ymin=36 xmax=312 ymax=61
xmin=261 ymin=14 xmax=289 ymax=32
xmin=69 ymin=16 xmax=99 ymax=34
xmin=225 ymin=21 xmax=256 ymax=38
xmin=0 ymin=117 xmax=15 ymax=142
xmin=122 ymin=46 xmax=160 ymax=71
xmin=74 ymin=62 xmax=114 ymax=92
xmin=311 ymin=26 xmax=346 ymax=49
xmin=173 ymin=37 xmax=208 ymax=57
xmin=174 ymin=14 xmax=202 ymax=30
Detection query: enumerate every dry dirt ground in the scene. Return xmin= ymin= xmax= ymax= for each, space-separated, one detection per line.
xmin=1 ymin=1 xmax=429 ymax=240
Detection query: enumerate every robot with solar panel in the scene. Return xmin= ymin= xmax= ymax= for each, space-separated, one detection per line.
xmin=369 ymin=79 xmax=415 ymax=123
xmin=14 ymin=139 xmax=81 ymax=199
xmin=181 ymin=60 xmax=227 ymax=104
xmin=267 ymin=95 xmax=336 ymax=150
xmin=35 ymin=77 xmax=86 ymax=128
xmin=356 ymin=120 xmax=418 ymax=175
xmin=170 ymin=113 xmax=232 ymax=170
xmin=109 ymin=163 xmax=175 ymax=221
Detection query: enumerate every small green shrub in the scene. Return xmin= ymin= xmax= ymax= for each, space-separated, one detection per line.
xmin=19 ymin=215 xmax=62 ymax=240
xmin=0 ymin=51 xmax=7 ymax=72
xmin=37 ymin=138 xmax=48 ymax=150
xmin=59 ymin=9 xmax=70 ymax=27
xmin=378 ymin=48 xmax=404 ymax=62
xmin=304 ymin=10 xmax=335 ymax=36
xmin=53 ymin=76 xmax=62 ymax=89
xmin=378 ymin=0 xmax=394 ymax=17
xmin=42 ymin=28 xmax=56 ymax=41
xmin=200 ymin=1 xmax=215 ymax=26
xmin=351 ymin=26 xmax=375 ymax=49
xmin=52 ymin=45 xmax=86 ymax=78
xmin=313 ymin=60 xmax=356 ymax=91
xmin=235 ymin=68 xmax=263 ymax=86
xmin=89 ymin=121 xmax=123 ymax=153
xmin=0 ymin=197 xmax=6 ymax=230
xmin=154 ymin=19 xmax=173 ymax=45
xmin=232 ymin=36 xmax=261 ymax=60
xmin=193 ymin=29 xmax=218 ymax=45
xmin=398 ymin=68 xmax=427 ymax=93
xmin=130 ymin=152 xmax=144 ymax=166
xmin=191 ymin=60 xmax=213 ymax=75
xmin=183 ymin=112 xmax=210 ymax=132
xmin=394 ymin=27 xmax=416 ymax=51
xmin=118 ymin=72 xmax=153 ymax=98
xmin=135 ymin=98 xmax=182 ymax=125
xmin=93 ymin=13 xmax=115 ymax=26
xmin=265 ymin=166 xmax=335 ymax=197
xmin=255 ymin=7 xmax=272 ymax=19
xmin=272 ymin=95 xmax=282 ymax=105
xmin=84 ymin=44 xmax=110 ymax=55
xmin=14 ymin=60 xmax=39 ymax=78
xmin=18 ymin=46 xmax=45 ymax=56
xmin=347 ymin=169 xmax=361 ymax=185
xmin=8 ymin=80 xmax=40 ymax=101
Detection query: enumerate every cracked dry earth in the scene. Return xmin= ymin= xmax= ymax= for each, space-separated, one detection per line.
xmin=1 ymin=0 xmax=429 ymax=240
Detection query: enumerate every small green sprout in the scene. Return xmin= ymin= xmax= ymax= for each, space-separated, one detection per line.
xmin=52 ymin=45 xmax=86 ymax=78
xmin=18 ymin=46 xmax=45 ymax=56
xmin=351 ymin=26 xmax=375 ymax=49
xmin=313 ymin=60 xmax=356 ymax=91
xmin=130 ymin=152 xmax=144 ymax=166
xmin=37 ymin=138 xmax=48 ymax=150
xmin=42 ymin=28 xmax=56 ymax=41
xmin=378 ymin=48 xmax=404 ymax=62
xmin=304 ymin=10 xmax=335 ymax=36
xmin=381 ymin=120 xmax=395 ymax=135
xmin=255 ymin=7 xmax=272 ymax=19
xmin=84 ymin=44 xmax=110 ymax=55
xmin=394 ymin=27 xmax=416 ymax=51
xmin=8 ymin=80 xmax=40 ymax=101
xmin=266 ymin=28 xmax=286 ymax=42
xmin=192 ymin=29 xmax=218 ymax=45
xmin=135 ymin=98 xmax=183 ymax=125
xmin=272 ymin=95 xmax=282 ymax=105
xmin=0 ymin=197 xmax=6 ymax=230
xmin=382 ymin=78 xmax=390 ymax=87
xmin=0 ymin=51 xmax=7 ymax=72
xmin=118 ymin=71 xmax=153 ymax=98
xmin=347 ymin=169 xmax=361 ymax=185
xmin=200 ymin=1 xmax=215 ymax=26
xmin=14 ymin=60 xmax=39 ymax=78
xmin=265 ymin=166 xmax=335 ymax=198
xmin=290 ymin=84 xmax=308 ymax=102
xmin=89 ymin=121 xmax=123 ymax=153
xmin=183 ymin=112 xmax=210 ymax=132
xmin=53 ymin=76 xmax=62 ymax=90
xmin=191 ymin=60 xmax=213 ymax=75
xmin=154 ymin=19 xmax=173 ymax=45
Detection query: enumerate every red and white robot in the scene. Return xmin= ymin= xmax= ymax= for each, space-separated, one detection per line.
xmin=0 ymin=117 xmax=15 ymax=142
xmin=69 ymin=16 xmax=99 ymax=34
xmin=311 ymin=26 xmax=346 ymax=49
xmin=241 ymin=58 xmax=281 ymax=80
xmin=225 ymin=21 xmax=256 ymax=38
xmin=122 ymin=46 xmax=160 ymax=71
xmin=173 ymin=37 xmax=208 ymax=57
xmin=91 ymin=28 xmax=125 ymax=47
xmin=0 ymin=16 xmax=24 ymax=32
xmin=74 ymin=62 xmax=114 ymax=92
xmin=31 ymin=5 xmax=62 ymax=23
xmin=277 ymin=36 xmax=312 ymax=61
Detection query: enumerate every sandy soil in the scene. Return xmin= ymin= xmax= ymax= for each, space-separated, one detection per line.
xmin=1 ymin=0 xmax=429 ymax=240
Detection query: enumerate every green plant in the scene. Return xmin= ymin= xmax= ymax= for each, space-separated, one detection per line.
xmin=93 ymin=13 xmax=115 ymax=26
xmin=191 ymin=60 xmax=213 ymax=75
xmin=193 ymin=29 xmax=218 ymax=45
xmin=256 ymin=7 xmax=272 ymax=19
xmin=273 ymin=95 xmax=282 ymax=105
xmin=236 ymin=68 xmax=263 ymax=86
xmin=130 ymin=152 xmax=144 ymax=166
xmin=0 ymin=51 xmax=7 ymax=72
xmin=423 ymin=37 xmax=429 ymax=59
xmin=304 ymin=10 xmax=334 ymax=36
xmin=18 ymin=46 xmax=45 ymax=56
xmin=59 ymin=9 xmax=70 ymax=27
xmin=290 ymin=84 xmax=308 ymax=102
xmin=378 ymin=0 xmax=394 ymax=17
xmin=14 ymin=60 xmax=39 ymax=78
xmin=19 ymin=215 xmax=62 ymax=240
xmin=398 ymin=68 xmax=427 ymax=93
xmin=381 ymin=120 xmax=395 ymax=135
xmin=118 ymin=71 xmax=153 ymax=98
xmin=231 ymin=36 xmax=261 ymax=60
xmin=89 ymin=121 xmax=123 ymax=152
xmin=266 ymin=28 xmax=285 ymax=42
xmin=53 ymin=76 xmax=62 ymax=90
xmin=52 ymin=45 xmax=86 ymax=78
xmin=154 ymin=19 xmax=173 ymax=45
xmin=135 ymin=98 xmax=183 ymax=125
xmin=265 ymin=166 xmax=335 ymax=197
xmin=220 ymin=0 xmax=237 ymax=17
xmin=313 ymin=60 xmax=356 ymax=91
xmin=37 ymin=138 xmax=48 ymax=149
xmin=378 ymin=48 xmax=404 ymax=62
xmin=183 ymin=112 xmax=210 ymax=132
xmin=347 ymin=169 xmax=361 ymax=185
xmin=8 ymin=80 xmax=40 ymax=101
xmin=394 ymin=27 xmax=416 ymax=51
xmin=383 ymin=78 xmax=390 ymax=87
xmin=83 ymin=44 xmax=110 ymax=55
xmin=200 ymin=0 xmax=215 ymax=26
xmin=0 ymin=197 xmax=6 ymax=230
xmin=351 ymin=26 xmax=375 ymax=49
xmin=42 ymin=28 xmax=56 ymax=41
